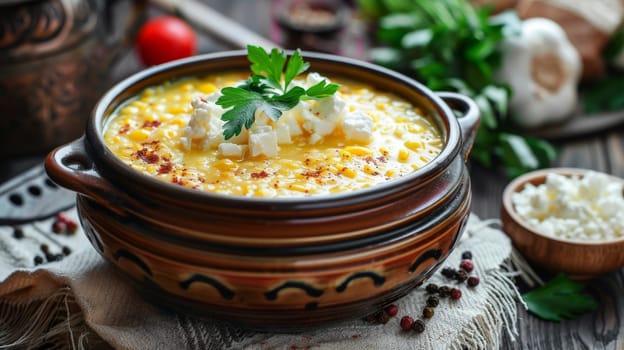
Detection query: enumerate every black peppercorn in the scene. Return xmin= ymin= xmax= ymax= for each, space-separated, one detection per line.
xmin=40 ymin=244 xmax=49 ymax=253
xmin=422 ymin=307 xmax=435 ymax=319
xmin=34 ymin=255 xmax=44 ymax=265
xmin=426 ymin=295 xmax=439 ymax=307
xmin=441 ymin=267 xmax=456 ymax=278
xmin=412 ymin=319 xmax=426 ymax=333
xmin=455 ymin=269 xmax=469 ymax=283
xmin=461 ymin=251 xmax=472 ymax=260
xmin=467 ymin=276 xmax=480 ymax=287
xmin=62 ymin=246 xmax=72 ymax=256
xmin=438 ymin=286 xmax=451 ymax=298
xmin=364 ymin=310 xmax=390 ymax=324
xmin=425 ymin=283 xmax=439 ymax=294
xmin=12 ymin=227 xmax=24 ymax=239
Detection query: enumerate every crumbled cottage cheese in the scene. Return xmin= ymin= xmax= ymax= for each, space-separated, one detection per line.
xmin=181 ymin=73 xmax=373 ymax=158
xmin=512 ymin=171 xmax=624 ymax=241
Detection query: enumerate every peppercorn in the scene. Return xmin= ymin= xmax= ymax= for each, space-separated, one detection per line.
xmin=461 ymin=251 xmax=472 ymax=260
xmin=426 ymin=295 xmax=439 ymax=307
xmin=62 ymin=246 xmax=72 ymax=256
xmin=425 ymin=283 xmax=439 ymax=294
xmin=56 ymin=212 xmax=70 ymax=223
xmin=467 ymin=276 xmax=480 ymax=287
xmin=400 ymin=316 xmax=414 ymax=331
xmin=412 ymin=319 xmax=426 ymax=333
xmin=455 ymin=269 xmax=469 ymax=283
xmin=12 ymin=227 xmax=24 ymax=239
xmin=422 ymin=307 xmax=435 ymax=319
xmin=52 ymin=221 xmax=67 ymax=234
xmin=375 ymin=311 xmax=390 ymax=324
xmin=40 ymin=244 xmax=49 ymax=253
xmin=364 ymin=310 xmax=390 ymax=324
xmin=459 ymin=259 xmax=474 ymax=273
xmin=45 ymin=253 xmax=57 ymax=262
xmin=66 ymin=220 xmax=78 ymax=234
xmin=384 ymin=304 xmax=399 ymax=317
xmin=34 ymin=255 xmax=44 ymax=265
xmin=438 ymin=286 xmax=451 ymax=298
xmin=441 ymin=267 xmax=456 ymax=278
xmin=450 ymin=288 xmax=462 ymax=300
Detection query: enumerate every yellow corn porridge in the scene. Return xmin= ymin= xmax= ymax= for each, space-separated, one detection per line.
xmin=103 ymin=72 xmax=443 ymax=197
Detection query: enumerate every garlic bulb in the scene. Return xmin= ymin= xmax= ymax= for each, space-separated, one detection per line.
xmin=496 ymin=17 xmax=582 ymax=129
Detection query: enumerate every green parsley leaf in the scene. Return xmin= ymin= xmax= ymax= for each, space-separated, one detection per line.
xmin=216 ymin=45 xmax=339 ymax=140
xmin=283 ymin=50 xmax=309 ymax=90
xmin=359 ymin=0 xmax=557 ymax=177
xmin=303 ymin=80 xmax=340 ymax=100
xmin=522 ymin=273 xmax=599 ymax=322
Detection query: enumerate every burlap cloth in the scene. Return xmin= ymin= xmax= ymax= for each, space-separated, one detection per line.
xmin=0 ymin=212 xmax=525 ymax=350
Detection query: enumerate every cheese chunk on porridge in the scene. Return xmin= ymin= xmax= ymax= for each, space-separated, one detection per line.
xmin=103 ymin=72 xmax=443 ymax=197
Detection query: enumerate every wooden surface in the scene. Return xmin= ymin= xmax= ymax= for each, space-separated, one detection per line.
xmin=2 ymin=1 xmax=623 ymax=349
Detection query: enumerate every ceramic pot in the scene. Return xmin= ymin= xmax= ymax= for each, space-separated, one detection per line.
xmin=45 ymin=50 xmax=480 ymax=329
xmin=0 ymin=0 xmax=145 ymax=158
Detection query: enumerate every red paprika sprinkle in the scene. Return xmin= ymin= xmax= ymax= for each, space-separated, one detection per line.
xmin=142 ymin=120 xmax=162 ymax=128
xmin=158 ymin=162 xmax=173 ymax=174
xmin=135 ymin=148 xmax=159 ymax=164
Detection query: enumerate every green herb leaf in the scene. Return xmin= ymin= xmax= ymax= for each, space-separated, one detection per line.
xmin=216 ymin=46 xmax=339 ymax=139
xmin=360 ymin=0 xmax=556 ymax=177
xmin=304 ymin=80 xmax=340 ymax=99
xmin=522 ymin=273 xmax=599 ymax=322
xmin=283 ymin=50 xmax=309 ymax=90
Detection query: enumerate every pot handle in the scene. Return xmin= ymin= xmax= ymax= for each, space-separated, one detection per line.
xmin=437 ymin=92 xmax=480 ymax=161
xmin=45 ymin=136 xmax=125 ymax=214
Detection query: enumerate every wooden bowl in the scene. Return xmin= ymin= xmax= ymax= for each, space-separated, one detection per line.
xmin=45 ymin=50 xmax=480 ymax=329
xmin=502 ymin=168 xmax=624 ymax=279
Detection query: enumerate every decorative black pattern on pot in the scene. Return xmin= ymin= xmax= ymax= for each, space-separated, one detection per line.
xmin=408 ymin=249 xmax=442 ymax=274
xmin=305 ymin=302 xmax=318 ymax=311
xmin=265 ymin=281 xmax=324 ymax=301
xmin=113 ymin=249 xmax=152 ymax=277
xmin=336 ymin=271 xmax=385 ymax=293
xmin=179 ymin=274 xmax=235 ymax=300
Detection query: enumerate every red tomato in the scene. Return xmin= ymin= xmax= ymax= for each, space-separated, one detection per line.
xmin=136 ymin=16 xmax=197 ymax=66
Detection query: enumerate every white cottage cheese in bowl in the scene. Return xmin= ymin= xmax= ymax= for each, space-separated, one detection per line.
xmin=511 ymin=171 xmax=624 ymax=241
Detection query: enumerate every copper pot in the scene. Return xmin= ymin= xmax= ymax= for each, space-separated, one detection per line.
xmin=0 ymin=0 xmax=145 ymax=159
xmin=45 ymin=51 xmax=480 ymax=329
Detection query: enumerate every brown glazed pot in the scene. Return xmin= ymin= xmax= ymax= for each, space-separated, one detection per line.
xmin=0 ymin=0 xmax=145 ymax=158
xmin=45 ymin=50 xmax=480 ymax=330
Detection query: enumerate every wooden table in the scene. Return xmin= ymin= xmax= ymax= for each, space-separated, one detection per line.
xmin=2 ymin=1 xmax=623 ymax=349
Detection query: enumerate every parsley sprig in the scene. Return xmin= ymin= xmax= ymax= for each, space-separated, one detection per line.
xmin=216 ymin=45 xmax=340 ymax=140
xmin=522 ymin=273 xmax=598 ymax=322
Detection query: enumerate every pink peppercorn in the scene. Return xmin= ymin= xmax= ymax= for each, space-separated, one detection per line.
xmin=459 ymin=259 xmax=474 ymax=273
xmin=66 ymin=220 xmax=78 ymax=234
xmin=400 ymin=316 xmax=414 ymax=331
xmin=450 ymin=288 xmax=462 ymax=300
xmin=52 ymin=221 xmax=67 ymax=234
xmin=384 ymin=304 xmax=399 ymax=317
